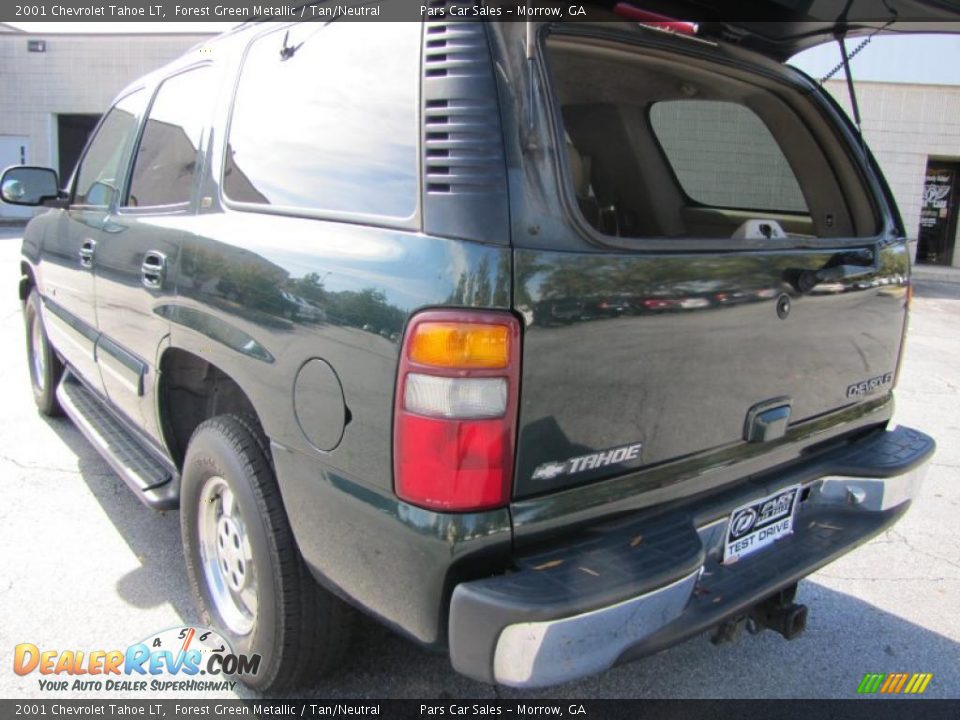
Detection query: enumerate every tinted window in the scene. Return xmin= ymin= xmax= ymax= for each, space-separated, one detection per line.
xmin=74 ymin=90 xmax=146 ymax=207
xmin=224 ymin=22 xmax=419 ymax=219
xmin=127 ymin=67 xmax=214 ymax=208
xmin=650 ymin=101 xmax=808 ymax=213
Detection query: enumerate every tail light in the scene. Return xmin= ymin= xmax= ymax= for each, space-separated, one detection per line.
xmin=393 ymin=310 xmax=521 ymax=512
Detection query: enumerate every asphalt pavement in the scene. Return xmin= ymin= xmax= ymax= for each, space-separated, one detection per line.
xmin=0 ymin=226 xmax=957 ymax=700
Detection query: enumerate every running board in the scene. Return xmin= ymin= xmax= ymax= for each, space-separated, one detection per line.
xmin=56 ymin=373 xmax=179 ymax=510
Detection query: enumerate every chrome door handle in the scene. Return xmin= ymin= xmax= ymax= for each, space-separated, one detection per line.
xmin=141 ymin=250 xmax=167 ymax=290
xmin=79 ymin=239 xmax=96 ymax=268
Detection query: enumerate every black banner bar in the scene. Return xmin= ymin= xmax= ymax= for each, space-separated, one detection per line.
xmin=3 ymin=0 xmax=959 ymax=23
xmin=0 ymin=700 xmax=958 ymax=720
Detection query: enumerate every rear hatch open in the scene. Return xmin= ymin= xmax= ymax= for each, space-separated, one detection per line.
xmin=509 ymin=19 xmax=936 ymax=500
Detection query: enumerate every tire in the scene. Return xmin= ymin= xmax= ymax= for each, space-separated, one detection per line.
xmin=24 ymin=288 xmax=64 ymax=417
xmin=180 ymin=414 xmax=354 ymax=692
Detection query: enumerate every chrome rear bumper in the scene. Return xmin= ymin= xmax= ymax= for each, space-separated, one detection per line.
xmin=449 ymin=426 xmax=934 ymax=688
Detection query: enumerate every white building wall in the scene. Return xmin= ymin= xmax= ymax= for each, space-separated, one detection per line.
xmin=0 ymin=31 xmax=210 ymax=216
xmin=824 ymin=79 xmax=960 ymax=265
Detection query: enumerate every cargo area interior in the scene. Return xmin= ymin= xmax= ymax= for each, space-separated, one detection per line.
xmin=543 ymin=33 xmax=881 ymax=241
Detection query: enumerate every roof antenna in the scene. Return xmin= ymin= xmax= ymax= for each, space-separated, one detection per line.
xmin=280 ymin=30 xmax=303 ymax=61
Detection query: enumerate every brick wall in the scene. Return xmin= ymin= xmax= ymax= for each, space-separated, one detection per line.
xmin=0 ymin=31 xmax=210 ymax=217
xmin=824 ymin=80 xmax=960 ymax=265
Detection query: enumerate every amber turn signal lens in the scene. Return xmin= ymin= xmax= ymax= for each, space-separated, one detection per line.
xmin=408 ymin=322 xmax=510 ymax=369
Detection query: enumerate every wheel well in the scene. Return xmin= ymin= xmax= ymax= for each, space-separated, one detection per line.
xmin=158 ymin=348 xmax=260 ymax=468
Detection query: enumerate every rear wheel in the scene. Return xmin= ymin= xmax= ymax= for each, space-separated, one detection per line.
xmin=180 ymin=414 xmax=354 ymax=691
xmin=24 ymin=288 xmax=63 ymax=416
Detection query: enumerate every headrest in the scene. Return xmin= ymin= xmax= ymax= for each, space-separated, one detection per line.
xmin=565 ymin=137 xmax=591 ymax=199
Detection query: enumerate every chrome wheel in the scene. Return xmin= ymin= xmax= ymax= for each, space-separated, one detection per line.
xmin=29 ymin=313 xmax=46 ymax=392
xmin=198 ymin=476 xmax=258 ymax=635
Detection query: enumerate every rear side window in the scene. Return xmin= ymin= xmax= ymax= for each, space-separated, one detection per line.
xmin=650 ymin=101 xmax=808 ymax=213
xmin=73 ymin=90 xmax=147 ymax=207
xmin=126 ymin=66 xmax=215 ymax=208
xmin=223 ymin=22 xmax=420 ymax=220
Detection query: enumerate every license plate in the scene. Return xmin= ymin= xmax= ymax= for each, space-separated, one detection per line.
xmin=723 ymin=484 xmax=802 ymax=564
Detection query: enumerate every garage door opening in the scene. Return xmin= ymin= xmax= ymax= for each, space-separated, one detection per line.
xmin=56 ymin=114 xmax=100 ymax=182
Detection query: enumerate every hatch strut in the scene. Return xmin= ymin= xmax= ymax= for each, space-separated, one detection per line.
xmin=820 ymin=32 xmax=875 ymax=85
xmin=820 ymin=15 xmax=897 ymax=151
xmin=835 ymin=31 xmax=866 ymax=151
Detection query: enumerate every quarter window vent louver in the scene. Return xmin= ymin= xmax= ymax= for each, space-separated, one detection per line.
xmin=422 ymin=18 xmax=506 ymax=197
xmin=419 ymin=17 xmax=508 ymax=245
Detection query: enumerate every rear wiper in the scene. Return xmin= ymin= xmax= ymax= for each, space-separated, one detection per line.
xmin=788 ymin=248 xmax=876 ymax=294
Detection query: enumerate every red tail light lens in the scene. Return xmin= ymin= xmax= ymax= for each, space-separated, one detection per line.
xmin=393 ymin=310 xmax=521 ymax=512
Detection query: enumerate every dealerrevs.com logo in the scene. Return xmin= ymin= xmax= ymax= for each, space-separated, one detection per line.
xmin=14 ymin=626 xmax=260 ymax=693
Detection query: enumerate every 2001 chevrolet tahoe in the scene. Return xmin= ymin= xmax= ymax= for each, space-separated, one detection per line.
xmin=2 ymin=4 xmax=947 ymax=692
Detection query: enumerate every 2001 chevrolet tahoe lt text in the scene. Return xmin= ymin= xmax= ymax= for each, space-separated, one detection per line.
xmin=2 ymin=7 xmax=946 ymax=692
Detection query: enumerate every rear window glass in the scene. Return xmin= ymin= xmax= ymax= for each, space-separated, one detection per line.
xmin=649 ymin=101 xmax=808 ymax=213
xmin=223 ymin=22 xmax=420 ymax=220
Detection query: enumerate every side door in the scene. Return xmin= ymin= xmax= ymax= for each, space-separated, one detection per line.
xmin=94 ymin=65 xmax=217 ymax=444
xmin=40 ymin=90 xmax=148 ymax=393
